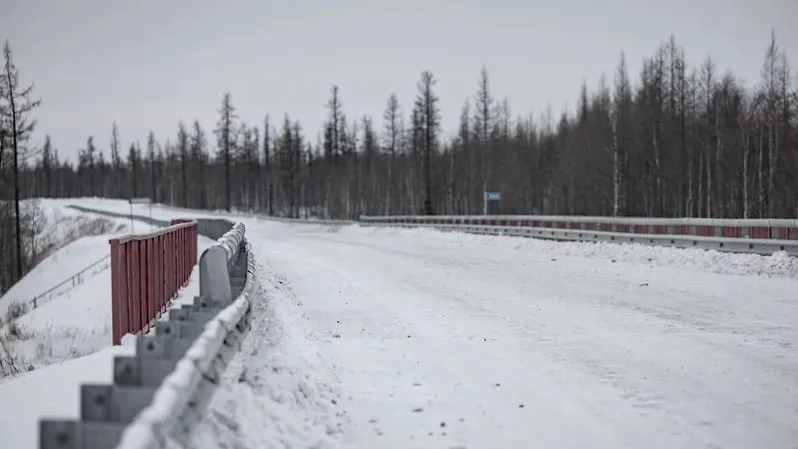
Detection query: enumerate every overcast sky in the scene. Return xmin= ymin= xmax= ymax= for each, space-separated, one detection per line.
xmin=3 ymin=0 xmax=797 ymax=162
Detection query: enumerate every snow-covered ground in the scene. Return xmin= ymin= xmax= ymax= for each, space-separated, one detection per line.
xmin=188 ymin=220 xmax=798 ymax=449
xmin=0 ymin=199 xmax=216 ymax=449
xmin=0 ymin=202 xmax=133 ymax=373
xmin=3 ymin=198 xmax=798 ymax=449
xmin=1 ymin=202 xmax=126 ymax=315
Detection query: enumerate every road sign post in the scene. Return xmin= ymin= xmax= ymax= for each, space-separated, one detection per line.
xmin=483 ymin=191 xmax=501 ymax=215
xmin=128 ymin=197 xmax=153 ymax=232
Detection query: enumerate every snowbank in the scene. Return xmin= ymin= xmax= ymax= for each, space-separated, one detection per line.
xmin=337 ymin=224 xmax=798 ymax=279
xmin=189 ymin=258 xmax=344 ymax=449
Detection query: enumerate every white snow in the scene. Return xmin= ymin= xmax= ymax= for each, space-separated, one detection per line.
xmin=0 ymin=345 xmax=136 ymax=449
xmin=1 ymin=204 xmax=127 ymax=317
xmin=46 ymin=197 xmax=218 ymax=222
xmin=189 ymin=258 xmax=344 ymax=449
xmin=340 ymin=224 xmax=798 ymax=279
xmin=192 ymin=219 xmax=798 ymax=449
xmin=3 ymin=198 xmax=797 ymax=449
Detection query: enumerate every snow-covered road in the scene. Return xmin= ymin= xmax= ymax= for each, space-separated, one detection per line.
xmin=194 ymin=221 xmax=798 ymax=449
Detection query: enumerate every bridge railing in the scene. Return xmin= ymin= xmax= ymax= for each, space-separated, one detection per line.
xmin=109 ymin=220 xmax=198 ymax=345
xmin=39 ymin=217 xmax=254 ymax=449
xmin=359 ymin=215 xmax=798 ymax=256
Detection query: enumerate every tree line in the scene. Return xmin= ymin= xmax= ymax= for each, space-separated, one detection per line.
xmin=2 ymin=33 xmax=797 ymax=292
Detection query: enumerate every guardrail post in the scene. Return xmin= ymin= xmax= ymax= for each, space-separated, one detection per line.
xmin=130 ymin=241 xmax=140 ymax=337
xmin=110 ymin=239 xmax=123 ymax=346
xmin=199 ymin=247 xmax=232 ymax=303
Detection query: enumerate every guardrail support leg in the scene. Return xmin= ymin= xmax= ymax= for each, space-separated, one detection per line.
xmin=199 ymin=246 xmax=232 ymax=303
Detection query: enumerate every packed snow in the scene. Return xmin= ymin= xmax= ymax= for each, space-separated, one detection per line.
xmin=184 ymin=218 xmax=797 ymax=449
xmin=1 ymin=198 xmax=797 ymax=449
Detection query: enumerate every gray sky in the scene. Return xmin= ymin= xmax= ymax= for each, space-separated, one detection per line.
xmin=3 ymin=0 xmax=797 ymax=162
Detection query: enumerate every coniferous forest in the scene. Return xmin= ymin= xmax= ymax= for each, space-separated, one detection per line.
xmin=1 ymin=33 xmax=797 ymax=292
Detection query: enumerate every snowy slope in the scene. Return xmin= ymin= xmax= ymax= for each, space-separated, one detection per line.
xmin=193 ymin=219 xmax=798 ymax=449
xmin=42 ymin=197 xmax=216 ymax=222
xmin=2 ymin=235 xmax=113 ymax=316
xmin=0 ymin=202 xmax=135 ymax=375
xmin=2 ymin=234 xmax=121 ymax=370
xmin=0 ymin=204 xmax=127 ymax=316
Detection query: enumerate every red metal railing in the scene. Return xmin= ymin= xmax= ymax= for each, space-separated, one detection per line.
xmin=109 ymin=219 xmax=198 ymax=345
xmin=361 ymin=215 xmax=798 ymax=241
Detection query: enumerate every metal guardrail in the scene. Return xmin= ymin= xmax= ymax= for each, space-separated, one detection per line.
xmin=38 ymin=221 xmax=254 ymax=449
xmin=358 ymin=222 xmax=798 ymax=257
xmin=360 ymin=213 xmax=798 ymax=227
xmin=360 ymin=214 xmax=798 ymax=240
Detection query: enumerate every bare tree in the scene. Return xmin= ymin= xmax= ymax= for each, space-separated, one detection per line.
xmin=262 ymin=115 xmax=273 ymax=215
xmin=611 ymin=52 xmax=631 ymax=216
xmin=0 ymin=40 xmax=40 ymax=278
xmin=147 ymin=131 xmax=157 ymax=202
xmin=110 ymin=121 xmax=121 ymax=172
xmin=191 ymin=120 xmax=208 ymax=209
xmin=127 ymin=142 xmax=139 ymax=197
xmin=382 ymin=93 xmax=401 ymax=214
xmin=415 ymin=70 xmax=441 ymax=215
xmin=214 ymin=92 xmax=237 ymax=212
xmin=177 ymin=121 xmax=189 ymax=207
xmin=474 ymin=66 xmax=495 ymax=204
xmin=40 ymin=135 xmax=52 ymax=197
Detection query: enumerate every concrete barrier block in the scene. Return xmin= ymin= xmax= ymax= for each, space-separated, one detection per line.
xmin=136 ymin=335 xmax=195 ymax=360
xmin=199 ymin=246 xmax=232 ymax=303
xmin=40 ymin=420 xmax=127 ymax=449
xmin=113 ymin=356 xmax=179 ymax=387
xmin=192 ymin=295 xmax=226 ymax=311
xmin=168 ymin=307 xmax=190 ymax=322
xmin=154 ymin=320 xmax=203 ymax=340
xmin=175 ymin=307 xmax=219 ymax=326
xmin=80 ymin=384 xmax=157 ymax=423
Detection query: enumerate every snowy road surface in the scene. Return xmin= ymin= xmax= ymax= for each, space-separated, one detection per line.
xmin=192 ymin=221 xmax=798 ymax=449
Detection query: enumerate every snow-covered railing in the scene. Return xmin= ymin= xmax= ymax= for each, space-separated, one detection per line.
xmin=359 ymin=215 xmax=798 ymax=256
xmin=38 ymin=221 xmax=255 ymax=449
